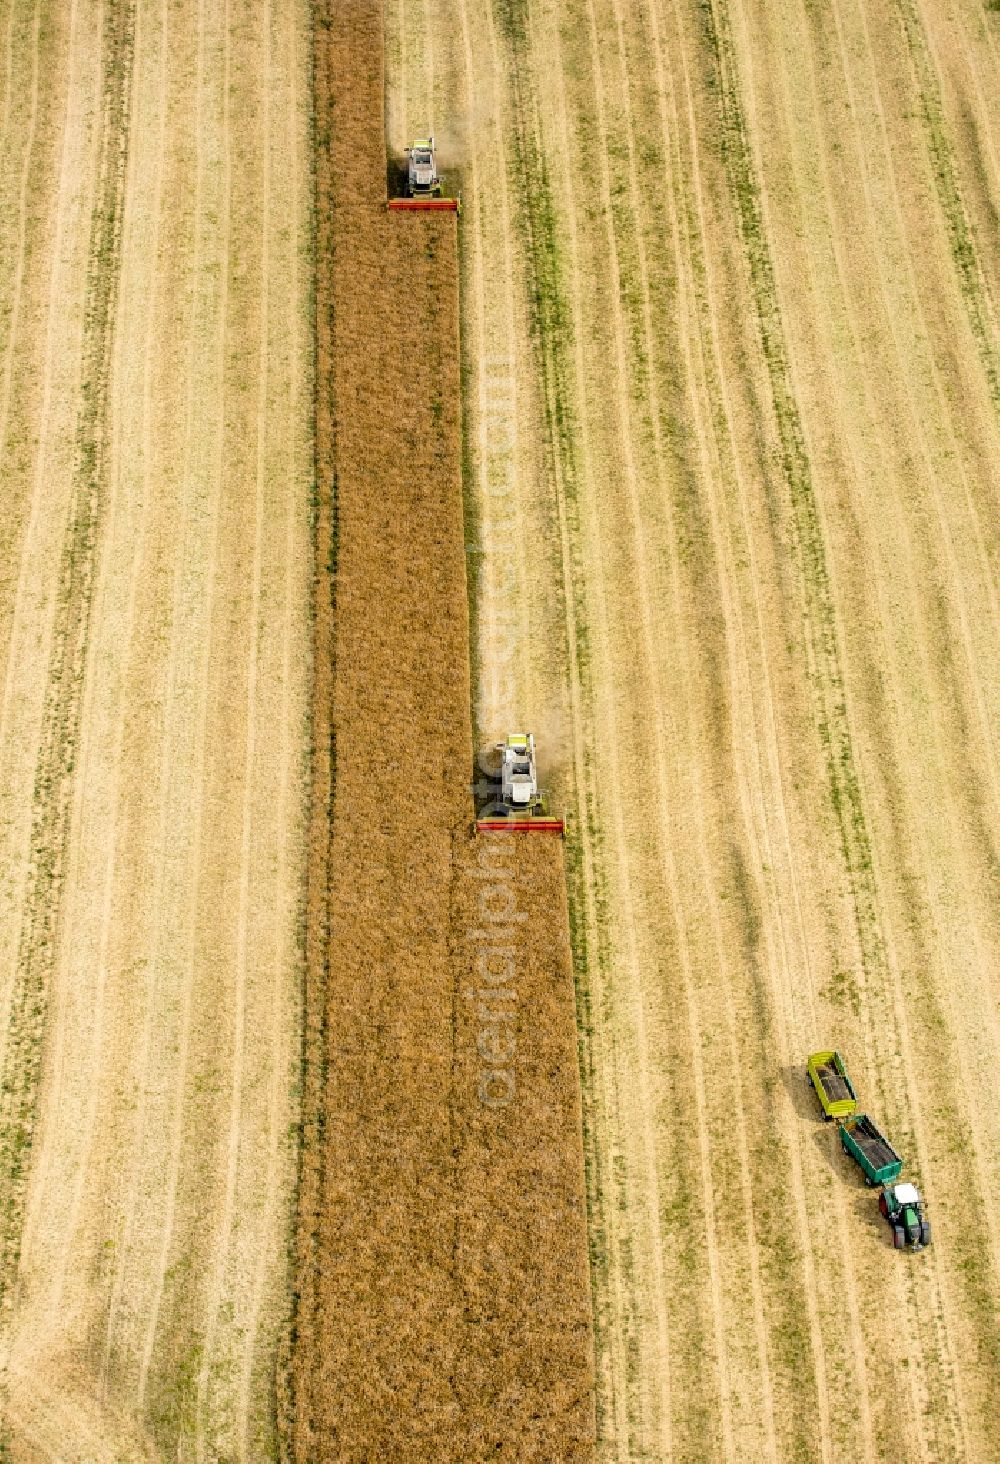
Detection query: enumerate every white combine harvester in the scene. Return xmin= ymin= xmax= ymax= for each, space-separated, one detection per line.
xmin=476 ymin=732 xmax=564 ymax=834
xmin=388 ymin=136 xmax=461 ymax=213
xmin=405 ymin=136 xmax=441 ymax=197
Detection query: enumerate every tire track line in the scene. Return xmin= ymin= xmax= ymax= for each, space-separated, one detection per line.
xmin=551 ymin=5 xmax=708 ymax=1453
xmin=714 ymin=0 xmax=974 ymax=1449
xmin=836 ymin=0 xmax=1000 ymax=797
xmin=812 ymin=0 xmax=1000 ymax=1282
xmin=99 ymin=0 xmax=201 ymax=1390
xmin=137 ymin=0 xmax=231 ymax=1400
xmin=458 ymin=2 xmax=534 ymax=737
xmin=238 ymin=0 xmax=305 ymax=1450
xmin=0 ymin=0 xmax=134 ymax=1321
xmin=0 ymin=0 xmax=40 ymax=478
xmin=2 ymin=0 xmax=97 ymax=1298
xmin=0 ymin=0 xmax=46 ymax=1090
xmin=892 ymin=0 xmax=1000 ymax=416
xmin=589 ymin=0 xmax=786 ymax=1453
xmin=0 ymin=3 xmax=16 ymax=143
xmin=27 ymin=0 xmax=162 ymax=1339
xmin=923 ymin=0 xmax=1000 ymax=208
xmin=488 ymin=8 xmax=623 ymax=1445
xmin=195 ymin=0 xmax=269 ymax=1446
xmin=649 ymin=0 xmax=880 ymax=1438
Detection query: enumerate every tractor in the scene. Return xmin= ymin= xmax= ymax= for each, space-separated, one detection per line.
xmin=879 ymin=1182 xmax=931 ymax=1251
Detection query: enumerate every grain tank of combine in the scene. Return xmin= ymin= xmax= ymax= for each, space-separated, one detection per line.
xmin=500 ymin=732 xmax=537 ymax=807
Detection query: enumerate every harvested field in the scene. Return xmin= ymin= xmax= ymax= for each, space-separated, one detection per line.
xmin=288 ymin=2 xmax=594 ymax=1456
xmin=0 ymin=0 xmax=312 ymax=1455
xmin=387 ymin=0 xmax=1000 ymax=1459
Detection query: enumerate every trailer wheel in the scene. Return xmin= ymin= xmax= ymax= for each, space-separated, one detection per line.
xmin=892 ymin=1225 xmax=905 ymax=1249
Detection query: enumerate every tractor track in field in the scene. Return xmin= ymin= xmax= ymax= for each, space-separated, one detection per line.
xmin=0 ymin=0 xmax=135 ymax=1326
xmin=700 ymin=0 xmax=979 ymax=1450
xmin=481 ymin=7 xmax=621 ymax=1448
xmin=193 ymin=0 xmax=270 ymax=1438
xmin=892 ymin=0 xmax=1000 ymax=416
xmin=134 ymin=0 xmax=233 ymax=1416
xmin=0 ymin=0 xmax=41 ymax=573
xmin=0 ymin=0 xmax=47 ymax=1093
xmin=98 ymin=0 xmax=191 ymax=1389
xmin=2 ymin=1 xmax=311 ymax=1452
xmin=238 ymin=7 xmax=309 ymax=1450
xmin=779 ymin=0 xmax=1000 ymax=1413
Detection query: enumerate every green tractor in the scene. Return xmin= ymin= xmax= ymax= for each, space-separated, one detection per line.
xmin=879 ymin=1183 xmax=931 ymax=1252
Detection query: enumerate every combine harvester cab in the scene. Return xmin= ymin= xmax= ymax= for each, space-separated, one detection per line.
xmin=840 ymin=1112 xmax=904 ymax=1188
xmin=476 ymin=732 xmax=564 ymax=834
xmin=388 ymin=136 xmax=461 ymax=214
xmin=807 ymin=1049 xmax=858 ymax=1121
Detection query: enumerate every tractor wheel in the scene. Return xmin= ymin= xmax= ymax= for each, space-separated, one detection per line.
xmin=879 ymin=1192 xmax=889 ymax=1218
xmin=920 ymin=1221 xmax=932 ymax=1248
xmin=892 ymin=1225 xmax=905 ymax=1249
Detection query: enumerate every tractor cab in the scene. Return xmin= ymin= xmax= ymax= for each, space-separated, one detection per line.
xmin=879 ymin=1182 xmax=931 ymax=1251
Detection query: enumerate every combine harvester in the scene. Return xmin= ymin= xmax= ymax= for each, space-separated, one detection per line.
xmin=388 ymin=137 xmax=461 ymax=214
xmin=476 ymin=733 xmax=564 ymax=834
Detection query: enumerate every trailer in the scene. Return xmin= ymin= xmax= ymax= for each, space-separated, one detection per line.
xmin=807 ymin=1050 xmax=858 ymax=1121
xmin=840 ymin=1113 xmax=903 ymax=1187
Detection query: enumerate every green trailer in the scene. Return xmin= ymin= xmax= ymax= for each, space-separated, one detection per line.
xmin=807 ymin=1050 xmax=858 ymax=1121
xmin=840 ymin=1112 xmax=903 ymax=1186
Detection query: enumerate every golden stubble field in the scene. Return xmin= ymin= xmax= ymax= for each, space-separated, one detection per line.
xmin=386 ymin=0 xmax=1000 ymax=1459
xmin=0 ymin=0 xmax=312 ymax=1456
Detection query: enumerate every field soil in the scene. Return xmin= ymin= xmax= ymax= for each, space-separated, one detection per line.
xmin=288 ymin=1 xmax=594 ymax=1456
xmin=386 ymin=0 xmax=1000 ymax=1460
xmin=0 ymin=1 xmax=312 ymax=1456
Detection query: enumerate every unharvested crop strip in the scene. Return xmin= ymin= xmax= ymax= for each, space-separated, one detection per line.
xmin=288 ymin=2 xmax=595 ymax=1455
xmin=0 ymin=0 xmax=135 ymax=1319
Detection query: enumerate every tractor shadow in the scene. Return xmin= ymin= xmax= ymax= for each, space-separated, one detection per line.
xmin=779 ymin=1062 xmax=894 ymax=1247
